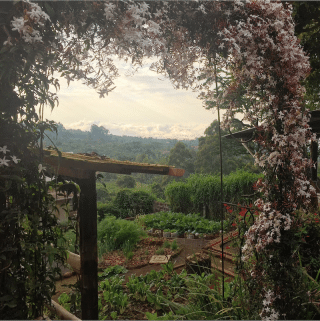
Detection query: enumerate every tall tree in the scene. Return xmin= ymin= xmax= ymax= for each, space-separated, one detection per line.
xmin=168 ymin=141 xmax=195 ymax=177
xmin=195 ymin=120 xmax=255 ymax=176
xmin=293 ymin=2 xmax=320 ymax=110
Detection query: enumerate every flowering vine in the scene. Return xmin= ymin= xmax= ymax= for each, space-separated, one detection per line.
xmin=1 ymin=0 xmax=317 ymax=318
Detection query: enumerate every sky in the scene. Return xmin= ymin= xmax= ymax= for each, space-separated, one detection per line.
xmin=43 ymin=58 xmax=219 ymax=140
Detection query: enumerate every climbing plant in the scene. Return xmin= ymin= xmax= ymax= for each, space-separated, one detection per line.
xmin=0 ymin=0 xmax=318 ymax=319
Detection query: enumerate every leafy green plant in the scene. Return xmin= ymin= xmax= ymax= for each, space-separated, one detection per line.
xmin=58 ymin=293 xmax=71 ymax=312
xmin=97 ymin=216 xmax=146 ymax=256
xmin=163 ymin=240 xmax=171 ymax=248
xmin=98 ymin=265 xmax=128 ymax=281
xmin=171 ymin=240 xmax=178 ymax=251
xmin=156 ymin=248 xmax=164 ymax=255
xmin=138 ymin=211 xmax=223 ymax=236
xmin=97 ymin=202 xmax=121 ymax=221
xmin=99 ymin=275 xmax=129 ymax=316
xmin=126 ymin=275 xmax=150 ymax=301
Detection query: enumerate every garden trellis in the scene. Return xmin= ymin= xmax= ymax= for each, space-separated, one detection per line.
xmin=43 ymin=149 xmax=184 ymax=320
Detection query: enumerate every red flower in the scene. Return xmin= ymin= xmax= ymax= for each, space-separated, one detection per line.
xmin=232 ymin=223 xmax=237 ymax=227
xmin=239 ymin=208 xmax=247 ymax=217
xmin=226 ymin=246 xmax=231 ymax=250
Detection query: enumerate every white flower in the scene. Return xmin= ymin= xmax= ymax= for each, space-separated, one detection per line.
xmin=218 ymin=42 xmax=225 ymax=49
xmin=0 ymin=157 xmax=10 ymax=167
xmin=38 ymin=164 xmax=46 ymax=173
xmin=0 ymin=145 xmax=10 ymax=154
xmin=11 ymin=156 xmax=20 ymax=164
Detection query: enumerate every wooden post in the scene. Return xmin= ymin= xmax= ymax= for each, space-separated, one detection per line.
xmin=78 ymin=171 xmax=98 ymax=320
xmin=311 ymin=140 xmax=318 ymax=182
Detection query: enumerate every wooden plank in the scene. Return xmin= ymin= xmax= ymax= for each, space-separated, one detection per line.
xmin=78 ymin=171 xmax=98 ymax=320
xmin=168 ymin=167 xmax=185 ymax=177
xmin=149 ymin=255 xmax=171 ymax=264
xmin=45 ymin=163 xmax=91 ymax=179
xmin=43 ymin=150 xmax=184 ymax=176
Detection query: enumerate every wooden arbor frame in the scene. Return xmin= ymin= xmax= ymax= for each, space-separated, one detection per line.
xmin=43 ymin=150 xmax=185 ymax=320
xmin=223 ymin=110 xmax=320 ymax=182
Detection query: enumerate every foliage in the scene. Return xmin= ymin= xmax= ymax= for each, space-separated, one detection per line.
xmin=292 ymin=2 xmax=320 ymax=111
xmin=97 ymin=202 xmax=121 ymax=221
xmin=116 ymin=175 xmax=136 ymax=189
xmin=113 ymin=189 xmax=155 ymax=218
xmin=195 ymin=120 xmax=255 ymax=176
xmin=165 ymin=182 xmax=193 ymax=214
xmin=151 ymin=182 xmax=165 ymax=200
xmin=168 ymin=142 xmax=196 ymax=177
xmin=165 ymin=170 xmax=261 ymax=219
xmin=97 ymin=216 xmax=146 ymax=256
xmin=137 ymin=212 xmax=222 ymax=235
xmin=44 ymin=123 xmax=197 ymax=164
xmin=59 ymin=230 xmax=76 ymax=253
xmin=96 ymin=183 xmax=110 ymax=202
xmin=0 ymin=125 xmax=66 ymax=319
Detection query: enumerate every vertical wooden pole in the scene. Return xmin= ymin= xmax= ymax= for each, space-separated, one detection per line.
xmin=78 ymin=171 xmax=98 ymax=320
xmin=311 ymin=140 xmax=318 ymax=182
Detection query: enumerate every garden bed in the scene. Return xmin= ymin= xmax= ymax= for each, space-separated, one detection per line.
xmin=98 ymin=237 xmax=182 ymax=270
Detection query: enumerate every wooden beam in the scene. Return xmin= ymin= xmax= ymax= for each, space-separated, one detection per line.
xmin=43 ymin=150 xmax=185 ymax=176
xmin=46 ymin=165 xmax=91 ymax=179
xmin=78 ymin=171 xmax=98 ymax=320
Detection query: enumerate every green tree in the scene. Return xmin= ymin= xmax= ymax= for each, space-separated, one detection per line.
xmin=89 ymin=124 xmax=110 ymax=141
xmin=195 ymin=120 xmax=255 ymax=176
xmin=293 ymin=2 xmax=320 ymax=110
xmin=168 ymin=142 xmax=195 ymax=177
xmin=116 ymin=175 xmax=136 ymax=189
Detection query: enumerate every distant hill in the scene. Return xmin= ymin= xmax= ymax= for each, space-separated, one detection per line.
xmin=43 ymin=123 xmax=198 ymax=163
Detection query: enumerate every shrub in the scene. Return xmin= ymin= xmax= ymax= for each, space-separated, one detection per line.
xmin=96 ymin=183 xmax=110 ymax=202
xmin=97 ymin=216 xmax=146 ymax=256
xmin=113 ymin=189 xmax=155 ymax=217
xmin=97 ymin=202 xmax=121 ymax=221
xmin=151 ymin=182 xmax=165 ymax=200
xmin=164 ymin=181 xmax=192 ymax=213
xmin=58 ymin=230 xmax=76 ymax=253
xmin=165 ymin=170 xmax=262 ymax=219
xmin=116 ymin=175 xmax=136 ymax=188
xmin=138 ymin=212 xmax=222 ymax=235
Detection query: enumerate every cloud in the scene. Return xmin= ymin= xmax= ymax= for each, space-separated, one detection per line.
xmin=43 ymin=56 xmax=219 ymax=140
xmin=63 ymin=120 xmax=208 ymax=140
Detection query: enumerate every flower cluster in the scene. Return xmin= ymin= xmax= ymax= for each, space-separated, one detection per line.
xmin=0 ymin=146 xmax=20 ymax=167
xmin=5 ymin=0 xmax=50 ymax=45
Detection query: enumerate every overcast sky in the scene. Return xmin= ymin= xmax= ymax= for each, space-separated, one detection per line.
xmin=43 ymin=59 xmax=218 ymax=140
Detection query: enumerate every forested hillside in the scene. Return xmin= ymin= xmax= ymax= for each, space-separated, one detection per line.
xmin=43 ymin=122 xmax=257 ymax=188
xmin=43 ymin=123 xmax=198 ymax=163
